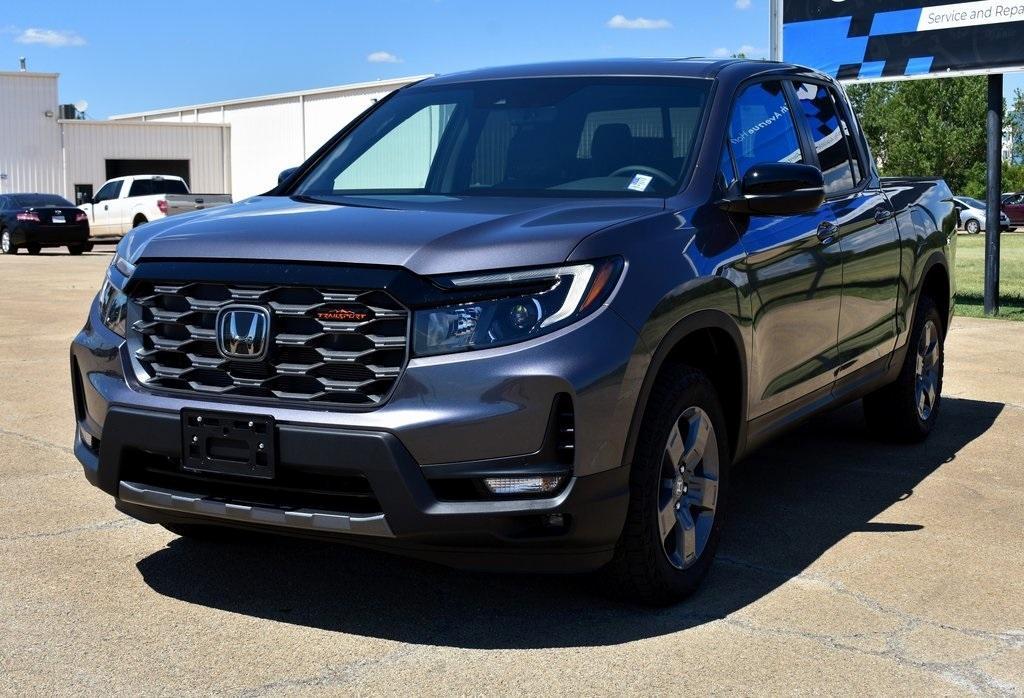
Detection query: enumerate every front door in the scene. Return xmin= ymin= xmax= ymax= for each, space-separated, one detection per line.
xmin=726 ymin=80 xmax=844 ymax=418
xmin=89 ymin=180 xmax=122 ymax=237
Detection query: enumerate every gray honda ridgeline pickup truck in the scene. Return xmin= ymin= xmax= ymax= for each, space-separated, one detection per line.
xmin=72 ymin=59 xmax=955 ymax=604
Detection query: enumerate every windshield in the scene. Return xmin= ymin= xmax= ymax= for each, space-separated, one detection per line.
xmin=14 ymin=194 xmax=74 ymax=208
xmin=296 ymin=77 xmax=711 ymax=200
xmin=963 ymin=197 xmax=984 ymax=209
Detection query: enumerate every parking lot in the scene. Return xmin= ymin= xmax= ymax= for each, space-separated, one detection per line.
xmin=1 ymin=250 xmax=1022 ymax=695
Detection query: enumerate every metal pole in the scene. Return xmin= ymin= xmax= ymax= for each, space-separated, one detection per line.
xmin=769 ymin=0 xmax=783 ymax=61
xmin=985 ymin=74 xmax=1003 ymax=315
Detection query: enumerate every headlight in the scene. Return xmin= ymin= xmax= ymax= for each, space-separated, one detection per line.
xmin=98 ymin=254 xmax=133 ymax=337
xmin=413 ymin=258 xmax=622 ymax=357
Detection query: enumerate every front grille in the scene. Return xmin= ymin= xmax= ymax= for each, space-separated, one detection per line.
xmin=128 ymin=281 xmax=409 ymax=407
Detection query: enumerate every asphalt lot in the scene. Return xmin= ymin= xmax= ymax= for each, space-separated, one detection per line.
xmin=1 ymin=250 xmax=1022 ymax=695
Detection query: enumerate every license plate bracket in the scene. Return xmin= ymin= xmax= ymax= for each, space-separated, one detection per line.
xmin=181 ymin=409 xmax=275 ymax=479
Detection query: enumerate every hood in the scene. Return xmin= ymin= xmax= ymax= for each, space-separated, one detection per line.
xmin=121 ymin=195 xmax=663 ymax=276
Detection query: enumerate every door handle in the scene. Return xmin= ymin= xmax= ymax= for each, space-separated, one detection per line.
xmin=816 ymin=221 xmax=839 ymax=245
xmin=874 ymin=206 xmax=894 ymax=223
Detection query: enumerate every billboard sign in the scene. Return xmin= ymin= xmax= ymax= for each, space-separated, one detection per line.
xmin=776 ymin=0 xmax=1024 ymax=81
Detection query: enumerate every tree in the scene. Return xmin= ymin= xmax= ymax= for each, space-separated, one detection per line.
xmin=1010 ymin=88 xmax=1024 ymax=165
xmin=846 ymin=77 xmax=987 ymax=195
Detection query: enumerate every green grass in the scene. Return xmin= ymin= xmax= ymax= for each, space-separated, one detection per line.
xmin=954 ymin=233 xmax=1024 ymax=321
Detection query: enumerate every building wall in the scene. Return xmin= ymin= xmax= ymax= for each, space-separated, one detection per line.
xmin=61 ymin=120 xmax=230 ymax=198
xmin=0 ymin=72 xmax=62 ymax=195
xmin=111 ymin=76 xmax=429 ymax=199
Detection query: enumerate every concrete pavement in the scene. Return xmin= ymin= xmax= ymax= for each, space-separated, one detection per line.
xmin=1 ymin=251 xmax=1021 ymax=695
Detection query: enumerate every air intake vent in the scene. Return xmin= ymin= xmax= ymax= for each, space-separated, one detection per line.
xmin=554 ymin=394 xmax=575 ymax=465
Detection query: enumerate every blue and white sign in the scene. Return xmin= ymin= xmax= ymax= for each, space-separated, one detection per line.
xmin=776 ymin=0 xmax=1024 ymax=81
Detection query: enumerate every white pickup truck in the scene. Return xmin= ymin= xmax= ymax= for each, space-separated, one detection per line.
xmin=80 ymin=175 xmax=232 ymax=241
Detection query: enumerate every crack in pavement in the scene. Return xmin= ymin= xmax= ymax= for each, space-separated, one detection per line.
xmin=716 ymin=556 xmax=1022 ymax=695
xmin=0 ymin=516 xmax=139 ymax=542
xmin=0 ymin=425 xmax=71 ymax=455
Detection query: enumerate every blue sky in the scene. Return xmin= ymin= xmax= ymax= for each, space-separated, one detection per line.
xmin=2 ymin=0 xmax=1022 ymax=119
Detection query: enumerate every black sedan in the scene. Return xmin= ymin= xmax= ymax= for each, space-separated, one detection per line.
xmin=0 ymin=193 xmax=91 ymax=256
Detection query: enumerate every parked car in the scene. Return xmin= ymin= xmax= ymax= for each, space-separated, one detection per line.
xmin=951 ymin=196 xmax=1011 ymax=233
xmin=1002 ymin=192 xmax=1024 ymax=228
xmin=79 ymin=175 xmax=232 ymax=242
xmin=0 ymin=193 xmax=90 ymax=255
xmin=72 ymin=59 xmax=955 ymax=604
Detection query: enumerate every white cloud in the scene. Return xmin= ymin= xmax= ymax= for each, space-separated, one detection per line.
xmin=367 ymin=51 xmax=402 ymax=63
xmin=735 ymin=0 xmax=752 ymax=9
xmin=606 ymin=15 xmax=672 ymax=30
xmin=15 ymin=28 xmax=86 ymax=47
xmin=712 ymin=44 xmax=766 ymax=58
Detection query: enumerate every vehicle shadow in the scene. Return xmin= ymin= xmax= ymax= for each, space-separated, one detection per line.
xmin=136 ymin=397 xmax=1002 ymax=649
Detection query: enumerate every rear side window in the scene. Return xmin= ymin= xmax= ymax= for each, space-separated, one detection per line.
xmin=728 ymin=81 xmax=804 ymax=180
xmin=129 ymin=180 xmax=153 ymax=197
xmin=792 ymin=82 xmax=858 ymax=194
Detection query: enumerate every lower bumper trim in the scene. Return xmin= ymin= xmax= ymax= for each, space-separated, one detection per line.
xmin=119 ymin=480 xmax=394 ymax=538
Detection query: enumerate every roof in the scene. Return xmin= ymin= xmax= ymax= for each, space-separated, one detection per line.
xmin=0 ymin=70 xmax=59 ymax=78
xmin=421 ymin=58 xmax=799 ymax=86
xmin=108 ymin=74 xmax=434 ymax=120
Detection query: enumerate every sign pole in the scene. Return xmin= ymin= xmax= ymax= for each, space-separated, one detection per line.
xmin=769 ymin=0 xmax=782 ymax=62
xmin=985 ymin=73 xmax=1003 ymax=316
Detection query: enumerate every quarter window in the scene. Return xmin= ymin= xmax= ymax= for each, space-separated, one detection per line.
xmin=728 ymin=81 xmax=804 ymax=180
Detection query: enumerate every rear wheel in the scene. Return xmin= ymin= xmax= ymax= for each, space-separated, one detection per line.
xmin=67 ymin=244 xmax=85 ymax=255
xmin=26 ymin=243 xmax=41 ymax=255
xmin=0 ymin=229 xmax=16 ymax=255
xmin=133 ymin=216 xmax=148 ymax=228
xmin=965 ymin=219 xmax=981 ymax=234
xmin=864 ymin=295 xmax=944 ymax=442
xmin=605 ymin=366 xmax=730 ymax=605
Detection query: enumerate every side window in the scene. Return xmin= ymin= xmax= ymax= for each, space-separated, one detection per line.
xmin=94 ymin=181 xmax=122 ymax=203
xmin=128 ymin=179 xmax=153 ymax=197
xmin=792 ymin=82 xmax=857 ymax=194
xmin=728 ymin=81 xmax=804 ymax=180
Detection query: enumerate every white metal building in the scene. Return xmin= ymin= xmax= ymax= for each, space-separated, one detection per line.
xmin=1 ymin=70 xmax=230 ymax=204
xmin=1 ymin=70 xmax=427 ymax=205
xmin=109 ymin=75 xmax=431 ymax=200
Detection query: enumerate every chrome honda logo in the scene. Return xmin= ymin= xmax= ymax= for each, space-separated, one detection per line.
xmin=216 ymin=305 xmax=271 ymax=361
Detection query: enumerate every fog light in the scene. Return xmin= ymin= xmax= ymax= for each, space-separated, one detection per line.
xmin=482 ymin=475 xmax=565 ymax=496
xmin=78 ymin=424 xmax=98 ymax=451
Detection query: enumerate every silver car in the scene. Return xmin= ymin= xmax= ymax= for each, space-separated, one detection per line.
xmin=952 ymin=196 xmax=1010 ymax=234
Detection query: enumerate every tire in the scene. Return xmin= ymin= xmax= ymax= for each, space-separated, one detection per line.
xmin=83 ymin=242 xmax=94 ymax=252
xmin=863 ymin=295 xmax=944 ymax=442
xmin=0 ymin=229 xmax=17 ymax=255
xmin=604 ymin=366 xmax=730 ymax=605
xmin=133 ymin=216 xmax=148 ymax=228
xmin=67 ymin=244 xmax=85 ymax=255
xmin=965 ymin=219 xmax=981 ymax=234
xmin=26 ymin=243 xmax=41 ymax=255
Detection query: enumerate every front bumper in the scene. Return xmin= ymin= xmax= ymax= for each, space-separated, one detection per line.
xmin=71 ymin=296 xmax=640 ymax=573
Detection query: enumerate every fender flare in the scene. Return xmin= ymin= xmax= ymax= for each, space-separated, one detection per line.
xmin=621 ymin=309 xmax=749 ymax=468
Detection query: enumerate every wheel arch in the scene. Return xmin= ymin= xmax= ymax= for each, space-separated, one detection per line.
xmin=622 ymin=310 xmax=748 ymax=469
xmin=917 ymin=253 xmax=952 ymax=336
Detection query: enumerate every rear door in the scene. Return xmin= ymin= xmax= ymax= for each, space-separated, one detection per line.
xmin=791 ymin=80 xmax=902 ymax=376
xmin=726 ymin=80 xmax=844 ymax=418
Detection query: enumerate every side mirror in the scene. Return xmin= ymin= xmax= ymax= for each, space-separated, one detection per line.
xmin=278 ymin=167 xmax=299 ymax=185
xmin=717 ymin=163 xmax=825 ymax=216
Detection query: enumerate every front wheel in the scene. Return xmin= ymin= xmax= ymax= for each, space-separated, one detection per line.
xmin=0 ymin=229 xmax=16 ymax=255
xmin=864 ymin=295 xmax=944 ymax=442
xmin=604 ymin=366 xmax=730 ymax=605
xmin=965 ymin=219 xmax=981 ymax=234
xmin=67 ymin=244 xmax=85 ymax=255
